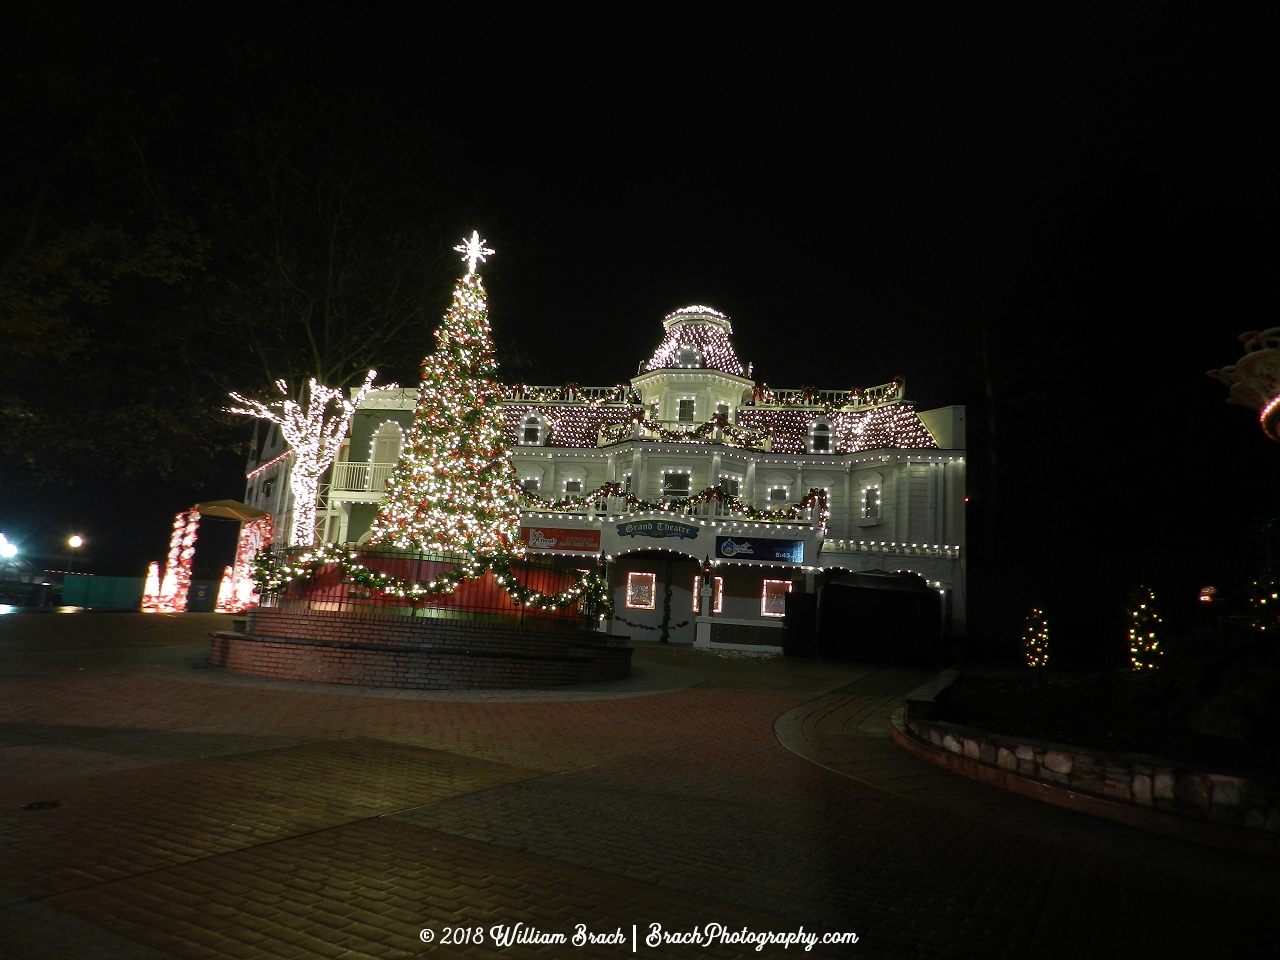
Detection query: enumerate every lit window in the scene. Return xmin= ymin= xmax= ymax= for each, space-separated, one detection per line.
xmin=563 ymin=479 xmax=583 ymax=496
xmin=521 ymin=477 xmax=540 ymax=495
xmin=677 ymin=398 xmax=695 ymax=422
xmin=769 ymin=486 xmax=788 ymax=503
xmin=810 ymin=421 xmax=832 ymax=453
xmin=692 ymin=575 xmax=724 ymax=613
xmin=521 ymin=415 xmax=542 ymax=445
xmin=762 ymin=579 xmax=792 ymax=617
xmin=863 ymin=485 xmax=880 ymax=519
xmin=663 ymin=472 xmax=691 ymax=497
xmin=718 ymin=476 xmax=740 ymax=498
xmin=626 ymin=572 xmax=656 ymax=610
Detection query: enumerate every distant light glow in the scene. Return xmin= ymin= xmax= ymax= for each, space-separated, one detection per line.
xmin=0 ymin=534 xmax=16 ymax=559
xmin=68 ymin=535 xmax=84 ymax=549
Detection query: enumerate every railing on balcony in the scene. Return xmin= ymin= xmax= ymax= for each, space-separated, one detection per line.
xmin=330 ymin=461 xmax=398 ymax=495
xmin=742 ymin=379 xmax=905 ymax=410
xmin=503 ymin=384 xmax=632 ymax=403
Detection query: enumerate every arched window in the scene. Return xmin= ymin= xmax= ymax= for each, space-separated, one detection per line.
xmin=521 ymin=414 xmax=544 ymax=445
xmin=370 ymin=422 xmax=403 ymax=463
xmin=808 ymin=419 xmax=833 ymax=453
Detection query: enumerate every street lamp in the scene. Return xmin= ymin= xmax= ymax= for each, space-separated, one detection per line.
xmin=67 ymin=535 xmax=84 ymax=575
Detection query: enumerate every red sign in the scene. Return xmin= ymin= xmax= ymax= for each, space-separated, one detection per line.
xmin=520 ymin=526 xmax=602 ymax=553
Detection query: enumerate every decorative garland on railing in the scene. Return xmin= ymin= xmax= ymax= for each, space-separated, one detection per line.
xmin=744 ymin=376 xmax=905 ymax=413
xmin=522 ymin=482 xmax=828 ymax=524
xmin=252 ymin=544 xmax=612 ymax=617
xmin=598 ymin=413 xmax=772 ymax=451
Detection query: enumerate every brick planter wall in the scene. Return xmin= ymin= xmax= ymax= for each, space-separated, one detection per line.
xmin=208 ymin=608 xmax=631 ymax=690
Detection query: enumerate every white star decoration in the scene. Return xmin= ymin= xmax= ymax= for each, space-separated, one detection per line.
xmin=453 ymin=230 xmax=495 ymax=275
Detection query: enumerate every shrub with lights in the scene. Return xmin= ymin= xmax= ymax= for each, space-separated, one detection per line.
xmin=1126 ymin=586 xmax=1162 ymax=670
xmin=1022 ymin=607 xmax=1050 ymax=668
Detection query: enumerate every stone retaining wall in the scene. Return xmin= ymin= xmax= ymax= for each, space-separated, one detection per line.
xmin=904 ymin=709 xmax=1280 ymax=836
xmin=208 ymin=608 xmax=631 ymax=690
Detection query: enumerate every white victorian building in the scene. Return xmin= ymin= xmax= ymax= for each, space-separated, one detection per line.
xmin=243 ymin=305 xmax=965 ymax=652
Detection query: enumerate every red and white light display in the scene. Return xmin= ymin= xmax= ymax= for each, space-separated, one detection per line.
xmin=145 ymin=510 xmax=200 ymax=613
xmin=216 ymin=515 xmax=274 ymax=613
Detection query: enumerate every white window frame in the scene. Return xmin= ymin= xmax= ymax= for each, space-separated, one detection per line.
xmin=520 ymin=414 xmax=545 ymax=446
xmin=626 ymin=571 xmax=657 ymax=610
xmin=808 ymin=418 xmax=833 ymax=454
xmin=715 ymin=401 xmax=731 ymax=421
xmin=768 ymin=485 xmax=789 ymax=504
xmin=562 ymin=477 xmax=584 ymax=496
xmin=676 ymin=396 xmax=696 ymax=423
xmin=762 ymin=579 xmax=792 ymax=618
xmin=692 ymin=575 xmax=724 ymax=614
xmin=718 ymin=475 xmax=741 ymax=498
xmin=370 ymin=420 xmax=404 ymax=464
xmin=521 ymin=477 xmax=540 ymax=495
xmin=662 ymin=469 xmax=692 ymax=498
xmin=862 ymin=484 xmax=881 ymax=520
xmin=621 ymin=472 xmax=633 ymax=495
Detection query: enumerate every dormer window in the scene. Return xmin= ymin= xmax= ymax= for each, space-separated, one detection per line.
xmin=676 ymin=347 xmax=703 ymax=368
xmin=521 ymin=415 xmax=544 ymax=445
xmin=808 ymin=419 xmax=832 ymax=453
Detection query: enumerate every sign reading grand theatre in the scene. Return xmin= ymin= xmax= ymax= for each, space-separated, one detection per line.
xmin=616 ymin=520 xmax=700 ymax=540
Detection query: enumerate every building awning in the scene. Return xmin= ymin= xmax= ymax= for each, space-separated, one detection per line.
xmin=191 ymin=500 xmax=269 ymax=522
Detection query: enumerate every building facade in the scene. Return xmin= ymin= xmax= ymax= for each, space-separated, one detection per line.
xmin=243 ymin=305 xmax=965 ymax=650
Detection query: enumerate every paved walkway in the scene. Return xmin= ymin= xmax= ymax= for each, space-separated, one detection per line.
xmin=1 ymin=613 xmax=1275 ymax=959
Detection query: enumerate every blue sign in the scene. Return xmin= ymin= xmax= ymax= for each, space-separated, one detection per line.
xmin=616 ymin=519 xmax=701 ymax=540
xmin=715 ymin=536 xmax=804 ymax=564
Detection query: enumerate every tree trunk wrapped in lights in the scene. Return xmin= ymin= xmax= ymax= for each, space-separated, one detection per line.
xmin=228 ymin=371 xmax=385 ymax=546
xmin=368 ymin=236 xmax=524 ymax=556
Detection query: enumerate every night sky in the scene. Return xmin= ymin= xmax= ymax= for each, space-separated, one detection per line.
xmin=2 ymin=5 xmax=1277 ymax=663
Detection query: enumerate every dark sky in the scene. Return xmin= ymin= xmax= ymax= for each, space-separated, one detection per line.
xmin=3 ymin=4 xmax=1278 ymax=657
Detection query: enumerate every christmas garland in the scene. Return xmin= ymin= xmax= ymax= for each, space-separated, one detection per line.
xmin=597 ymin=413 xmax=772 ymax=451
xmin=522 ymin=482 xmax=829 ymax=524
xmin=252 ymin=543 xmax=612 ymax=617
xmin=745 ymin=376 xmax=905 ymax=414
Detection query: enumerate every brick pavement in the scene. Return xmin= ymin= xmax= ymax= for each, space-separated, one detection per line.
xmin=1 ymin=613 xmax=1276 ymax=959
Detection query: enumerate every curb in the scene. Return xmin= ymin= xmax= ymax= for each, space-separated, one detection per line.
xmin=890 ymin=710 xmax=1279 ymax=858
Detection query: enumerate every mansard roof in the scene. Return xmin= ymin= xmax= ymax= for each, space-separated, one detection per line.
xmin=642 ymin=305 xmax=746 ymax=377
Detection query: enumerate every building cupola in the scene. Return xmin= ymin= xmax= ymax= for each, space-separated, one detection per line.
xmin=643 ymin=305 xmax=746 ymax=377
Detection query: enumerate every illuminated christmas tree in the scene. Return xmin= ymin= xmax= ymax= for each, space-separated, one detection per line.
xmin=368 ymin=233 xmax=524 ymax=556
xmin=1126 ymin=586 xmax=1162 ymax=670
xmin=1022 ymin=607 xmax=1049 ymax=668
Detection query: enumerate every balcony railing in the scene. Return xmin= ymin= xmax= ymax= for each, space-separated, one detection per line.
xmin=330 ymin=461 xmax=398 ymax=495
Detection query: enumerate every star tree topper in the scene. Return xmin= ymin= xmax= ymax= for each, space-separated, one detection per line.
xmin=454 ymin=230 xmax=494 ymax=275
